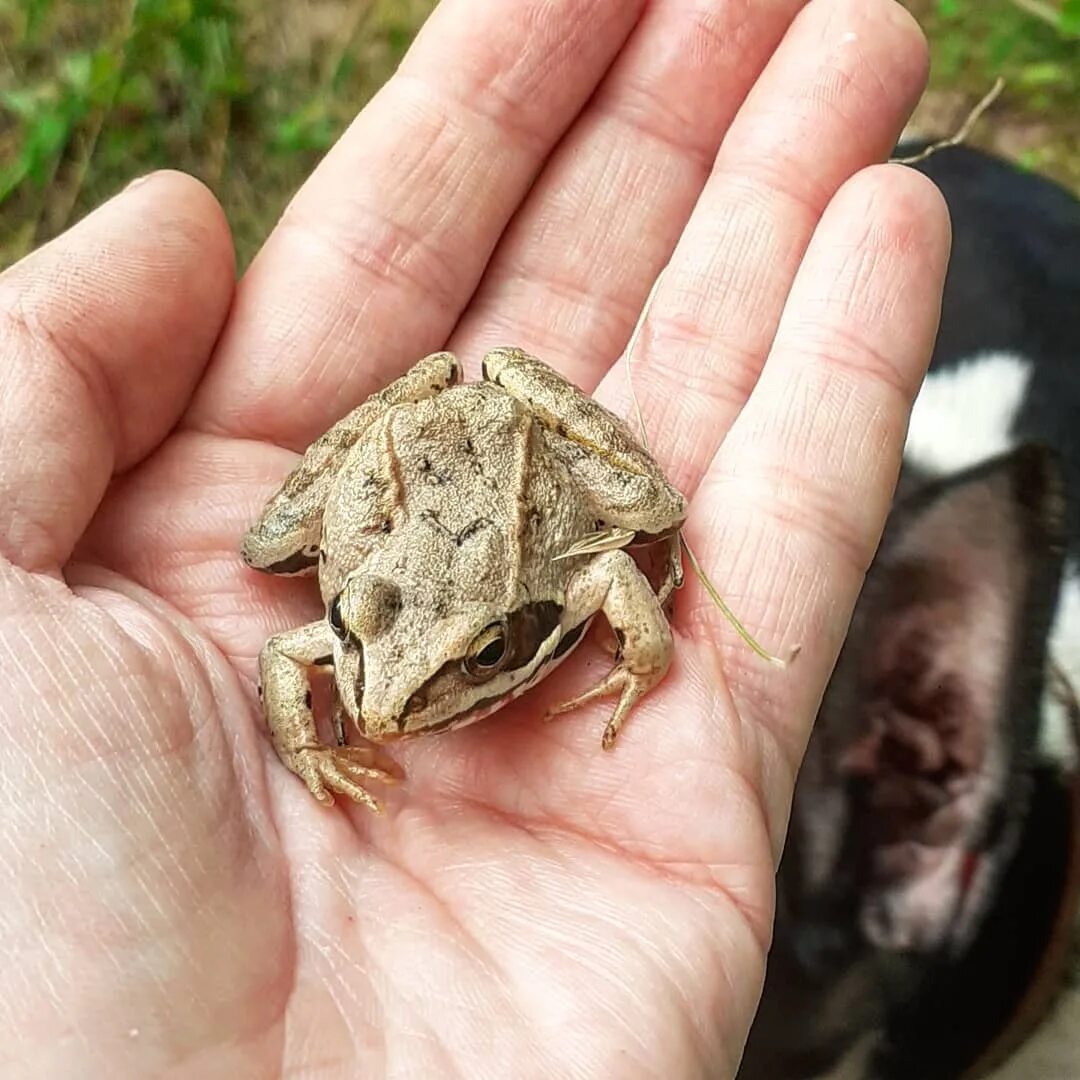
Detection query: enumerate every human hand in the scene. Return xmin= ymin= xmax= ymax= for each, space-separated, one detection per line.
xmin=0 ymin=0 xmax=948 ymax=1075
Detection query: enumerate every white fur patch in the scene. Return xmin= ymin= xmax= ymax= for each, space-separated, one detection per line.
xmin=1041 ymin=561 xmax=1080 ymax=769
xmin=904 ymin=352 xmax=1033 ymax=475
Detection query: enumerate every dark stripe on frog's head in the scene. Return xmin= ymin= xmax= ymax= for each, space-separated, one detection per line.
xmin=397 ymin=600 xmax=563 ymax=730
xmin=408 ymin=616 xmax=591 ymax=737
xmin=413 ymin=691 xmax=509 ymax=736
xmin=260 ymin=550 xmax=319 ymax=575
xmin=552 ymin=620 xmax=587 ymax=659
xmin=499 ymin=600 xmax=562 ymax=670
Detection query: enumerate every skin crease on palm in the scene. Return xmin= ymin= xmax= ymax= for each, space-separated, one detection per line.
xmin=0 ymin=0 xmax=950 ymax=1076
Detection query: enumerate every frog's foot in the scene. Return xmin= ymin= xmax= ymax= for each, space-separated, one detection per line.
xmin=290 ymin=745 xmax=404 ymax=813
xmin=546 ymin=661 xmax=664 ymax=750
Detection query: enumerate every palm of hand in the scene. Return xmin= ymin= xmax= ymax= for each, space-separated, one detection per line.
xmin=0 ymin=1 xmax=948 ymax=1075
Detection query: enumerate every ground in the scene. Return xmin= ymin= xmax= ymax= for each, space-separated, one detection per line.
xmin=0 ymin=0 xmax=1077 ymax=269
xmin=906 ymin=0 xmax=1080 ymax=195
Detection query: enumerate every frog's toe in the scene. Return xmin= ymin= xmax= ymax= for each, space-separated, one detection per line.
xmin=546 ymin=667 xmax=624 ymax=718
xmin=292 ymin=746 xmax=402 ymax=813
xmin=292 ymin=749 xmax=336 ymax=806
xmin=335 ymin=745 xmax=405 ymax=784
xmin=319 ymin=759 xmax=384 ymax=814
xmin=600 ymin=670 xmax=657 ymax=750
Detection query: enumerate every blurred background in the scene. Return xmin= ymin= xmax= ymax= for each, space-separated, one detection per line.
xmin=0 ymin=0 xmax=1077 ymax=270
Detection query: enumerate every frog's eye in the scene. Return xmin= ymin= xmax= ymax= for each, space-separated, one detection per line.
xmin=328 ymin=595 xmax=347 ymax=641
xmin=464 ymin=620 xmax=509 ymax=679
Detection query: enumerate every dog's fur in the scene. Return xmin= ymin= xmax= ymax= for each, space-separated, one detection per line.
xmin=739 ymin=144 xmax=1080 ymax=1079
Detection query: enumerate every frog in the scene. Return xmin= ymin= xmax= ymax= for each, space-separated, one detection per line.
xmin=242 ymin=347 xmax=688 ymax=812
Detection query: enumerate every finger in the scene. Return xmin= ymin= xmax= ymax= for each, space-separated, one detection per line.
xmin=0 ymin=172 xmax=234 ymax=571
xmin=187 ymin=0 xmax=647 ymax=449
xmin=448 ymin=0 xmax=805 ymax=386
xmin=689 ymin=164 xmax=950 ymax=772
xmin=595 ymin=0 xmax=929 ymax=494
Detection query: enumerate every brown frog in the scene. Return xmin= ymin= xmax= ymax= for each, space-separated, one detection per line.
xmin=242 ymin=348 xmax=687 ymax=811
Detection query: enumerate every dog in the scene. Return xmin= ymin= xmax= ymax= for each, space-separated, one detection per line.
xmin=739 ymin=142 xmax=1080 ymax=1079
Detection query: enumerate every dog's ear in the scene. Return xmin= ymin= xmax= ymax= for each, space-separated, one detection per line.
xmin=803 ymin=442 xmax=1062 ymax=967
xmin=740 ymin=446 xmax=1067 ymax=1080
xmin=832 ymin=444 xmax=1065 ymax=956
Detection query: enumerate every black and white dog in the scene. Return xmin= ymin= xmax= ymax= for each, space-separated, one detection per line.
xmin=740 ymin=144 xmax=1080 ymax=1079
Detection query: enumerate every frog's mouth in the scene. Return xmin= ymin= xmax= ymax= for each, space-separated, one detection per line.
xmin=385 ymin=614 xmax=593 ymax=740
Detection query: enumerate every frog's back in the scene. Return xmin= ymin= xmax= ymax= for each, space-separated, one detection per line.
xmin=386 ymin=383 xmax=534 ymax=522
xmin=321 ymin=382 xmax=593 ymax=603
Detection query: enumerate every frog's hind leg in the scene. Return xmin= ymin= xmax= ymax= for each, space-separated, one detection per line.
xmin=242 ymin=351 xmax=461 ymax=574
xmin=258 ymin=620 xmax=403 ymax=811
xmin=482 ymin=346 xmax=686 ymax=534
xmin=482 ymin=347 xmax=686 ymax=601
xmin=545 ymin=549 xmax=673 ymax=750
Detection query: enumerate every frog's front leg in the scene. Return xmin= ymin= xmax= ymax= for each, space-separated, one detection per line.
xmin=258 ymin=620 xmax=401 ymax=812
xmin=548 ymin=550 xmax=674 ymax=749
xmin=242 ymin=351 xmax=460 ymax=575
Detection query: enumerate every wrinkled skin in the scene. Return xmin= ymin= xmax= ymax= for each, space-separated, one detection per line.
xmin=0 ymin=1 xmax=949 ymax=1076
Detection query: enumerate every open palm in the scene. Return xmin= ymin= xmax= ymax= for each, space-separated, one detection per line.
xmin=0 ymin=1 xmax=949 ymax=1076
